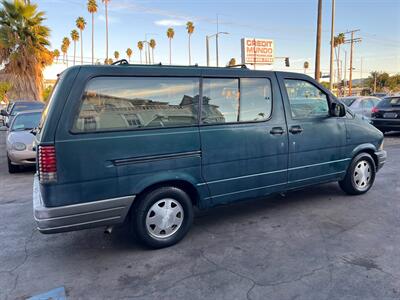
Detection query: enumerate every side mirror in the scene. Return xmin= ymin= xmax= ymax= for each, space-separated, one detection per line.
xmin=330 ymin=102 xmax=346 ymax=117
xmin=0 ymin=109 xmax=7 ymax=116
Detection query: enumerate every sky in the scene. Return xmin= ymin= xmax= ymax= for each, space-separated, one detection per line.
xmin=38 ymin=0 xmax=400 ymax=80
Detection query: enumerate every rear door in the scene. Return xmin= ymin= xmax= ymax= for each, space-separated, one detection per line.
xmin=200 ymin=72 xmax=288 ymax=206
xmin=277 ymin=74 xmax=347 ymax=189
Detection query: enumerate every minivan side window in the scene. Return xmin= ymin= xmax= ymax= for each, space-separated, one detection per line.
xmin=73 ymin=77 xmax=200 ymax=132
xmin=202 ymin=78 xmax=239 ymax=123
xmin=202 ymin=78 xmax=272 ymax=124
xmin=284 ymin=79 xmax=329 ymax=119
xmin=240 ymin=78 xmax=272 ymax=121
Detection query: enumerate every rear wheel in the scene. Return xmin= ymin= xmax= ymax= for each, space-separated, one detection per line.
xmin=339 ymin=153 xmax=376 ymax=195
xmin=131 ymin=186 xmax=194 ymax=249
xmin=7 ymin=156 xmax=19 ymax=174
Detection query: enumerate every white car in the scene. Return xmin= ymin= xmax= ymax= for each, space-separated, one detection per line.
xmin=6 ymin=110 xmax=42 ymax=173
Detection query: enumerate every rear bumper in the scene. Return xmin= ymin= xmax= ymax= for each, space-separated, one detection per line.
xmin=371 ymin=118 xmax=400 ymax=130
xmin=33 ymin=175 xmax=135 ymax=234
xmin=375 ymin=150 xmax=387 ymax=172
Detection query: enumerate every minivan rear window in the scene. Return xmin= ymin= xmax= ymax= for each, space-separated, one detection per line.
xmin=73 ymin=77 xmax=200 ymax=132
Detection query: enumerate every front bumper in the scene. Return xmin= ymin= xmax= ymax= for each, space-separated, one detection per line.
xmin=375 ymin=150 xmax=387 ymax=172
xmin=8 ymin=149 xmax=36 ymax=165
xmin=33 ymin=175 xmax=135 ymax=234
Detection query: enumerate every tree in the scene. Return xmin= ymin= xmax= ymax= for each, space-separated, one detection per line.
xmin=62 ymin=37 xmax=70 ymax=65
xmin=0 ymin=0 xmax=53 ymax=101
xmin=334 ymin=33 xmax=345 ymax=95
xmin=87 ymin=0 xmax=97 ymax=64
xmin=166 ymin=27 xmax=175 ymax=65
xmin=304 ymin=61 xmax=309 ymax=74
xmin=53 ymin=49 xmax=60 ymax=63
xmin=76 ymin=17 xmax=86 ymax=65
xmin=186 ymin=21 xmax=194 ymax=65
xmin=149 ymin=39 xmax=156 ymax=64
xmin=0 ymin=81 xmax=12 ymax=102
xmin=114 ymin=50 xmax=119 ymax=60
xmin=102 ymin=0 xmax=110 ymax=62
xmin=104 ymin=58 xmax=112 ymax=65
xmin=126 ymin=48 xmax=132 ymax=63
xmin=71 ymin=30 xmax=79 ymax=65
xmin=137 ymin=41 xmax=143 ymax=64
xmin=227 ymin=58 xmax=236 ymax=66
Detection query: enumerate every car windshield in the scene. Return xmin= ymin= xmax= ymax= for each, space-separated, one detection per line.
xmin=11 ymin=112 xmax=42 ymax=131
xmin=340 ymin=97 xmax=357 ymax=106
xmin=10 ymin=102 xmax=44 ymax=116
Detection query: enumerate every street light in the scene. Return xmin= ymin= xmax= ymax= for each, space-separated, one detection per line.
xmin=206 ymin=32 xmax=229 ymax=67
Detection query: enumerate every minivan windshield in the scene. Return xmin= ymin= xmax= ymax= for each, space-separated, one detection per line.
xmin=11 ymin=112 xmax=42 ymax=131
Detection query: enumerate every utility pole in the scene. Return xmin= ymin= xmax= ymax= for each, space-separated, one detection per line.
xmin=216 ymin=15 xmax=219 ymax=67
xmin=345 ymin=29 xmax=361 ymax=96
xmin=360 ymin=57 xmax=363 ymax=90
xmin=329 ymin=0 xmax=335 ymax=91
xmin=315 ymin=0 xmax=322 ymax=82
xmin=206 ymin=36 xmax=210 ymax=67
xmin=343 ymin=50 xmax=347 ymax=95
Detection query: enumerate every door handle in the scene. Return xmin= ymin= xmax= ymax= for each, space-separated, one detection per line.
xmin=289 ymin=125 xmax=303 ymax=134
xmin=270 ymin=127 xmax=285 ymax=135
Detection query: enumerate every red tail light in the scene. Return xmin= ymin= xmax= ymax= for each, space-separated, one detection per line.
xmin=372 ymin=107 xmax=379 ymax=113
xmin=38 ymin=145 xmax=57 ymax=183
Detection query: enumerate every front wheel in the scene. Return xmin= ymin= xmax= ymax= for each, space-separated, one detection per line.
xmin=131 ymin=186 xmax=194 ymax=249
xmin=339 ymin=153 xmax=376 ymax=195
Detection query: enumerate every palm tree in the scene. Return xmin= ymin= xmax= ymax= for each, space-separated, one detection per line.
xmin=228 ymin=58 xmax=236 ymax=66
xmin=334 ymin=33 xmax=345 ymax=95
xmin=114 ymin=51 xmax=119 ymax=61
xmin=104 ymin=58 xmax=113 ymax=65
xmin=53 ymin=49 xmax=60 ymax=63
xmin=166 ymin=27 xmax=175 ymax=65
xmin=126 ymin=48 xmax=132 ymax=62
xmin=71 ymin=30 xmax=79 ymax=65
xmin=62 ymin=37 xmax=71 ymax=66
xmin=102 ymin=0 xmax=110 ymax=62
xmin=76 ymin=17 xmax=86 ymax=65
xmin=186 ymin=21 xmax=194 ymax=65
xmin=0 ymin=0 xmax=53 ymax=101
xmin=87 ymin=0 xmax=97 ymax=64
xmin=137 ymin=41 xmax=143 ymax=64
xmin=61 ymin=44 xmax=67 ymax=64
xmin=149 ymin=39 xmax=156 ymax=64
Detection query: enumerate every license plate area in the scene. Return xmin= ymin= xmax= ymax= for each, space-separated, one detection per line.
xmin=383 ymin=112 xmax=398 ymax=118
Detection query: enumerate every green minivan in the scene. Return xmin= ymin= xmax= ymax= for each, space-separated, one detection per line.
xmin=33 ymin=64 xmax=386 ymax=248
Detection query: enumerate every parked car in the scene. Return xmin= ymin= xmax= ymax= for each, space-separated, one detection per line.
xmin=371 ymin=96 xmax=400 ymax=133
xmin=339 ymin=96 xmax=381 ymax=120
xmin=371 ymin=93 xmax=388 ymax=99
xmin=33 ymin=65 xmax=386 ymax=248
xmin=1 ymin=101 xmax=44 ymax=128
xmin=6 ymin=110 xmax=42 ymax=173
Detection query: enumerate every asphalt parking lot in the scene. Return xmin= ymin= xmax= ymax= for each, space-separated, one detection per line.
xmin=0 ymin=130 xmax=399 ymax=300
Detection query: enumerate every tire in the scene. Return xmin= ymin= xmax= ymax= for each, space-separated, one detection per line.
xmin=7 ymin=156 xmax=19 ymax=174
xmin=131 ymin=186 xmax=194 ymax=249
xmin=339 ymin=152 xmax=376 ymax=195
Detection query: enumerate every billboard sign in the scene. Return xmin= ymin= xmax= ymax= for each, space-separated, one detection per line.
xmin=241 ymin=38 xmax=274 ymax=65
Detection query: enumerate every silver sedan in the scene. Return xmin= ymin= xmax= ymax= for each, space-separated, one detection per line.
xmin=6 ymin=110 xmax=42 ymax=173
xmin=339 ymin=96 xmax=381 ymax=120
